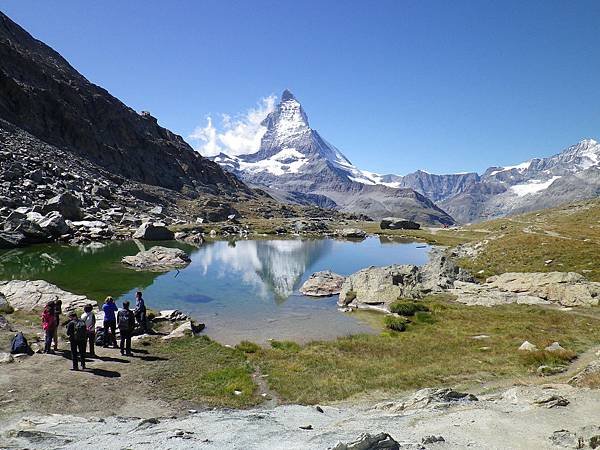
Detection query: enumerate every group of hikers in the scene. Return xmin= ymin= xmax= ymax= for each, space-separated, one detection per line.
xmin=40 ymin=291 xmax=148 ymax=371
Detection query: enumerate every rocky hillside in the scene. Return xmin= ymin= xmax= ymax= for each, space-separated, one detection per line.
xmin=210 ymin=90 xmax=455 ymax=225
xmin=0 ymin=11 xmax=282 ymax=247
xmin=0 ymin=11 xmax=247 ymax=196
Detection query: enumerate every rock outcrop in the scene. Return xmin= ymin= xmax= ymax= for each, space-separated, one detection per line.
xmin=379 ymin=217 xmax=420 ymax=230
xmin=0 ymin=280 xmax=94 ymax=311
xmin=451 ymin=272 xmax=600 ymax=307
xmin=299 ymin=271 xmax=345 ymax=297
xmin=338 ymin=249 xmax=472 ymax=310
xmin=122 ymin=246 xmax=191 ymax=271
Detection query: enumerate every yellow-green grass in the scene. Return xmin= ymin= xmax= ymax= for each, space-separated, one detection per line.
xmin=460 ymin=200 xmax=600 ymax=281
xmin=149 ymin=335 xmax=259 ymax=408
xmin=248 ymin=297 xmax=600 ymax=404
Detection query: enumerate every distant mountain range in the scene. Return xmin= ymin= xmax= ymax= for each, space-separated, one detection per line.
xmin=210 ymin=90 xmax=600 ymax=223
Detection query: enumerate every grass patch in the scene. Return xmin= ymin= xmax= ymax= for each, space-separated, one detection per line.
xmin=250 ymin=298 xmax=600 ymax=404
xmin=384 ymin=315 xmax=407 ymax=332
xmin=236 ymin=340 xmax=261 ymax=354
xmin=520 ymin=349 xmax=577 ymax=368
xmin=460 ymin=199 xmax=600 ymax=281
xmin=270 ymin=340 xmax=301 ymax=352
xmin=149 ymin=335 xmax=258 ymax=408
xmin=389 ymin=300 xmax=429 ymax=316
xmin=0 ymin=303 xmax=14 ymax=314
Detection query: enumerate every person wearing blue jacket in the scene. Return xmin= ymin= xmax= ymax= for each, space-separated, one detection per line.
xmin=102 ymin=296 xmax=118 ymax=348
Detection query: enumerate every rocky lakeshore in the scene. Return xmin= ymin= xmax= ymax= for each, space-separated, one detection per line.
xmin=2 ymin=382 xmax=600 ymax=449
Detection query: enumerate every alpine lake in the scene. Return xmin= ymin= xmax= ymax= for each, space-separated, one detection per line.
xmin=0 ymin=236 xmax=430 ymax=344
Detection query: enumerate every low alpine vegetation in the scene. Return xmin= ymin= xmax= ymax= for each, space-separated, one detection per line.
xmin=384 ymin=315 xmax=407 ymax=332
xmin=390 ymin=300 xmax=429 ymax=316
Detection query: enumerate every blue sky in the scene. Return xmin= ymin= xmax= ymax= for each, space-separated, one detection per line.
xmin=3 ymin=0 xmax=600 ymax=174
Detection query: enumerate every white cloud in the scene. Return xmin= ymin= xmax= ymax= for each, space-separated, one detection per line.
xmin=189 ymin=95 xmax=276 ymax=157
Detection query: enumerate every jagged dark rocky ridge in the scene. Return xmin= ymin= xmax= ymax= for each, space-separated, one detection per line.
xmin=210 ymin=91 xmax=455 ymax=226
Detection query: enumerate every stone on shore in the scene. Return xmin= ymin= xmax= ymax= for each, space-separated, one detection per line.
xmin=0 ymin=231 xmax=27 ymax=249
xmin=122 ymin=246 xmax=190 ymax=271
xmin=336 ymin=228 xmax=367 ymax=239
xmin=162 ymin=321 xmax=204 ymax=340
xmin=152 ymin=309 xmax=189 ymax=322
xmin=333 ymin=432 xmax=400 ymax=450
xmin=0 ymin=280 xmax=95 ymax=311
xmin=380 ymin=217 xmax=420 ymax=230
xmin=300 ymin=271 xmax=346 ymax=297
xmin=132 ymin=222 xmax=174 ymax=241
xmin=519 ymin=341 xmax=538 ymax=352
xmin=42 ymin=192 xmax=83 ymax=220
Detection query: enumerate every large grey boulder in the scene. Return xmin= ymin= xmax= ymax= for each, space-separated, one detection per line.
xmin=0 ymin=280 xmax=95 ymax=311
xmin=132 ymin=222 xmax=174 ymax=240
xmin=122 ymin=246 xmax=190 ymax=271
xmin=43 ymin=193 xmax=83 ymax=220
xmin=338 ymin=265 xmax=421 ymax=309
xmin=300 ymin=271 xmax=345 ymax=297
xmin=380 ymin=217 xmax=420 ymax=230
xmin=37 ymin=211 xmax=71 ymax=237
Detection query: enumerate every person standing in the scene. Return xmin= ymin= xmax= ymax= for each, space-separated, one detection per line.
xmin=102 ymin=296 xmax=118 ymax=348
xmin=117 ymin=301 xmax=135 ymax=356
xmin=52 ymin=299 xmax=62 ymax=351
xmin=65 ymin=311 xmax=87 ymax=371
xmin=81 ymin=304 xmax=96 ymax=357
xmin=41 ymin=301 xmax=56 ymax=354
xmin=134 ymin=291 xmax=148 ymax=334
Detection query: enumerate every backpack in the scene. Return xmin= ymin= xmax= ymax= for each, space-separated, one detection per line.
xmin=74 ymin=319 xmax=87 ymax=342
xmin=118 ymin=310 xmax=132 ymax=331
xmin=95 ymin=328 xmax=105 ymax=346
xmin=10 ymin=332 xmax=32 ymax=355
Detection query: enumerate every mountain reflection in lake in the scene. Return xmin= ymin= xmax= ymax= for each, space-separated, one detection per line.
xmin=0 ymin=237 xmax=429 ymax=344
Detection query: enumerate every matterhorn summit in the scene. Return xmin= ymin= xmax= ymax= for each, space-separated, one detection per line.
xmin=210 ymin=90 xmax=455 ymax=225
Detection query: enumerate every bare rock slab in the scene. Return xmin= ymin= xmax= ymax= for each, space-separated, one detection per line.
xmin=122 ymin=246 xmax=190 ymax=271
xmin=0 ymin=280 xmax=94 ymax=311
xmin=300 ymin=271 xmax=345 ymax=297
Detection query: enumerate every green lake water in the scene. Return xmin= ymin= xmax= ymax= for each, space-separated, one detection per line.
xmin=0 ymin=237 xmax=430 ymax=344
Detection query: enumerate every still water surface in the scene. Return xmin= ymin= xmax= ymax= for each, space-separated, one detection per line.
xmin=0 ymin=237 xmax=429 ymax=343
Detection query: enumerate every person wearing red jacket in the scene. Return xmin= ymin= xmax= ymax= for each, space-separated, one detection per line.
xmin=41 ymin=301 xmax=56 ymax=354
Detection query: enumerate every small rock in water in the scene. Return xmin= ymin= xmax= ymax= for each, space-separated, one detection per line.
xmin=299 ymin=424 xmax=313 ymax=430
xmin=316 ymin=405 xmax=324 ymax=413
xmin=188 ymin=409 xmax=198 ymax=414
